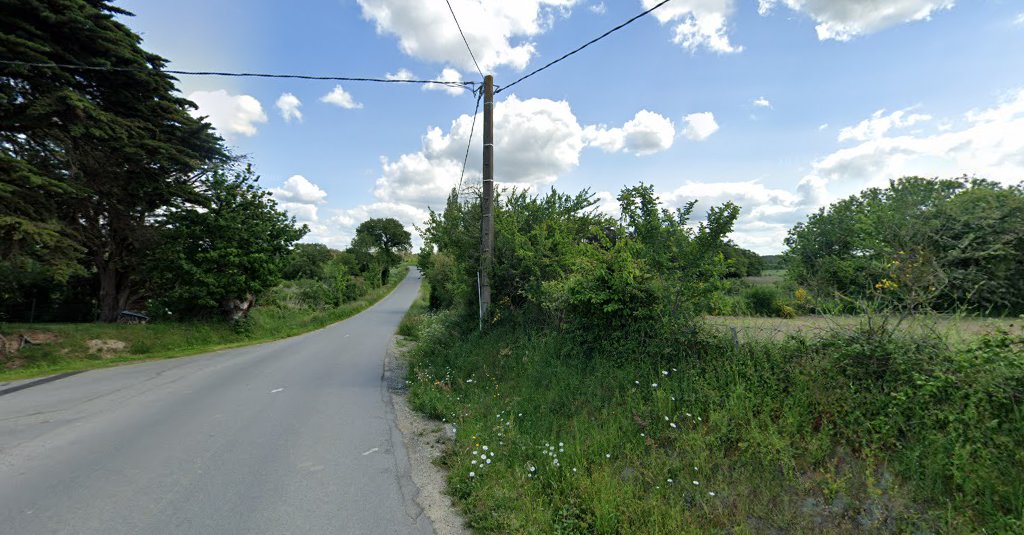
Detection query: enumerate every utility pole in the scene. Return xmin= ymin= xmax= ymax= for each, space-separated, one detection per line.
xmin=479 ymin=75 xmax=494 ymax=322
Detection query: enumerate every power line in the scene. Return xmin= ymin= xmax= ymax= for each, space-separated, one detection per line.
xmin=457 ymin=87 xmax=484 ymax=195
xmin=445 ymin=0 xmax=485 ymax=80
xmin=496 ymin=0 xmax=674 ymax=94
xmin=0 ymin=59 xmax=478 ymax=89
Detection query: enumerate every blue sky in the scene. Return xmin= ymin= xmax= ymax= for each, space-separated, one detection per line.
xmin=118 ymin=0 xmax=1024 ymax=253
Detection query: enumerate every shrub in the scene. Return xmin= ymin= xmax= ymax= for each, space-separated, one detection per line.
xmin=743 ymin=285 xmax=783 ymax=316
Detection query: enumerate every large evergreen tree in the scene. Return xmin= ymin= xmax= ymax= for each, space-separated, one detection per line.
xmin=1 ymin=0 xmax=228 ymax=320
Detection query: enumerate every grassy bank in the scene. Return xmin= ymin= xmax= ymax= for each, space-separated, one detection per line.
xmin=0 ymin=266 xmax=409 ymax=381
xmin=403 ymin=311 xmax=1023 ymax=533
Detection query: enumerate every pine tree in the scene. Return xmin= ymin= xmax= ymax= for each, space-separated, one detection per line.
xmin=0 ymin=0 xmax=229 ymax=320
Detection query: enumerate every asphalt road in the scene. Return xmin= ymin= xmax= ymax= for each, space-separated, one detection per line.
xmin=0 ymin=269 xmax=433 ymax=535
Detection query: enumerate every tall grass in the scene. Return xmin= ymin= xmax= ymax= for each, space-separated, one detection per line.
xmin=0 ymin=266 xmax=409 ymax=381
xmin=404 ymin=310 xmax=1024 ymax=533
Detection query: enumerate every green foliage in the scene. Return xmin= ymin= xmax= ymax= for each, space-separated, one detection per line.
xmin=785 ymin=177 xmax=1024 ymax=314
xmin=743 ymin=285 xmax=783 ymax=316
xmin=1 ymin=0 xmax=230 ymax=321
xmin=405 ymin=304 xmax=1024 ymax=533
xmin=282 ymin=243 xmax=335 ymax=281
xmin=351 ymin=217 xmax=412 ymax=286
xmin=149 ymin=166 xmax=306 ymax=319
xmin=722 ymin=241 xmax=764 ymax=277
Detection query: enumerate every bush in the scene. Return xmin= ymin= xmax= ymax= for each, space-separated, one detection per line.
xmin=743 ymin=285 xmax=783 ymax=316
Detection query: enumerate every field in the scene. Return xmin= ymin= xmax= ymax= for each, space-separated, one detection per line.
xmin=708 ymin=314 xmax=1023 ymax=344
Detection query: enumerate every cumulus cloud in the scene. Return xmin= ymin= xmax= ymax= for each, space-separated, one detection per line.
xmin=809 ymin=88 xmax=1024 ymax=195
xmin=374 ymin=95 xmax=588 ymax=208
xmin=837 ymin=107 xmax=931 ymax=142
xmin=386 ymin=68 xmax=416 ymax=81
xmin=320 ymin=85 xmax=363 ymax=109
xmin=753 ymin=96 xmax=772 ymax=109
xmin=642 ymin=0 xmax=741 ymax=54
xmin=589 ymin=2 xmax=607 ymax=14
xmin=583 ymin=110 xmax=676 ymax=155
xmin=681 ymin=112 xmax=719 ymax=141
xmin=187 ymin=90 xmax=267 ymax=138
xmin=356 ymin=0 xmax=577 ymax=72
xmin=276 ymin=92 xmax=302 ymax=122
xmin=271 ymin=175 xmax=328 ymax=223
xmin=423 ymin=68 xmax=467 ymax=96
xmin=758 ymin=0 xmax=955 ymax=41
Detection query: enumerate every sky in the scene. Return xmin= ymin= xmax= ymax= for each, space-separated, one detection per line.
xmin=117 ymin=0 xmax=1024 ymax=254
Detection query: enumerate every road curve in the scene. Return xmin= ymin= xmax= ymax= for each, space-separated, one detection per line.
xmin=0 ymin=269 xmax=432 ymax=535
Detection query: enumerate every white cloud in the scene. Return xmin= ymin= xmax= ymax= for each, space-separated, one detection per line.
xmin=1015 ymin=13 xmax=1024 ymax=26
xmin=681 ymin=112 xmax=719 ymax=141
xmin=276 ymin=93 xmax=302 ymax=122
xmin=753 ymin=96 xmax=772 ymax=109
xmin=642 ymin=0 xmax=741 ymax=54
xmin=809 ymin=89 xmax=1024 ymax=195
xmin=423 ymin=68 xmax=467 ymax=96
xmin=819 ymin=123 xmax=829 ymax=130
xmin=187 ymin=90 xmax=267 ymax=138
xmin=374 ymin=95 xmax=588 ymax=208
xmin=758 ymin=0 xmax=955 ymax=41
xmin=271 ymin=175 xmax=328 ymax=223
xmin=589 ymin=2 xmax=606 ymax=14
xmin=583 ymin=110 xmax=676 ymax=155
xmin=837 ymin=107 xmax=932 ymax=142
xmin=320 ymin=85 xmax=363 ymax=109
xmin=356 ymin=0 xmax=578 ymax=72
xmin=386 ymin=68 xmax=416 ymax=81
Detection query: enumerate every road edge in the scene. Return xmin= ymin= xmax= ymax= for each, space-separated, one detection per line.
xmin=384 ymin=335 xmax=471 ymax=535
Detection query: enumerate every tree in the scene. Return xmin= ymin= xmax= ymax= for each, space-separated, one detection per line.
xmin=785 ymin=176 xmax=1024 ymax=313
xmin=282 ymin=243 xmax=336 ymax=281
xmin=351 ymin=218 xmax=412 ymax=286
xmin=1 ymin=0 xmax=228 ymax=321
xmin=150 ymin=166 xmax=307 ymax=320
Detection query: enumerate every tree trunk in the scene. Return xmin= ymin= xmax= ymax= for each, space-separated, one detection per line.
xmin=221 ymin=293 xmax=256 ymax=322
xmin=97 ymin=259 xmax=132 ymax=322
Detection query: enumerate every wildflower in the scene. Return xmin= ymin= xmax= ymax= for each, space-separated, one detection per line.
xmin=466 ymin=379 xmax=473 ymax=383
xmin=472 ymin=450 xmax=478 ymax=455
xmin=635 ymin=381 xmax=640 ymax=385
xmin=708 ymin=491 xmax=716 ymax=496
xmin=667 ymin=478 xmax=673 ymax=483
xmin=572 ymin=468 xmax=577 ymax=472
xmin=482 ymin=445 xmax=489 ymax=451
xmin=664 ymin=416 xmax=669 ymax=421
xmin=559 ymin=442 xmax=564 ymax=447
xmin=469 ymin=472 xmax=475 ymax=478
xmin=640 ymin=433 xmax=645 ymax=437
xmin=471 ymin=460 xmax=477 ymax=465
xmin=693 ymin=481 xmax=699 ymax=486
xmin=486 ymin=459 xmax=491 ymax=464
xmin=651 ymin=383 xmax=658 ymax=388
xmin=605 ymin=453 xmax=611 ymax=458
xmin=662 ymin=370 xmax=669 ymax=376
xmin=481 ymin=454 xmax=487 ymax=460
xmin=670 ymin=422 xmax=677 ymax=428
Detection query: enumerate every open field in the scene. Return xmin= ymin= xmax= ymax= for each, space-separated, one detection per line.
xmin=708 ymin=314 xmax=1023 ymax=344
xmin=0 ymin=267 xmax=409 ymax=382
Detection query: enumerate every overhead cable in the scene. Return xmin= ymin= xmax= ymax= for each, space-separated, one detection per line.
xmin=0 ymin=59 xmax=478 ymax=89
xmin=445 ymin=0 xmax=485 ymax=80
xmin=496 ymin=0 xmax=674 ymax=94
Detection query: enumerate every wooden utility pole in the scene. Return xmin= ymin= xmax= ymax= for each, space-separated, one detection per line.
xmin=479 ymin=75 xmax=494 ymax=321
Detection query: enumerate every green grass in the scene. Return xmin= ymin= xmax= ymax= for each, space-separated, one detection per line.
xmin=0 ymin=266 xmax=409 ymax=382
xmin=402 ymin=308 xmax=1024 ymax=533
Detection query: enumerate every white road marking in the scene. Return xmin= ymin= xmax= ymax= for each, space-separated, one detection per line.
xmin=362 ymin=447 xmax=379 ymax=456
xmin=271 ymin=388 xmax=284 ymax=393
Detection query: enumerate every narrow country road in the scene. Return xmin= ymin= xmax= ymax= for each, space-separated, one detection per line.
xmin=0 ymin=269 xmax=432 ymax=534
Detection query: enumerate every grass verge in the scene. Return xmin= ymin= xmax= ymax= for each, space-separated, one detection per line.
xmin=0 ymin=266 xmax=410 ymax=382
xmin=402 ymin=308 xmax=1023 ymax=533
